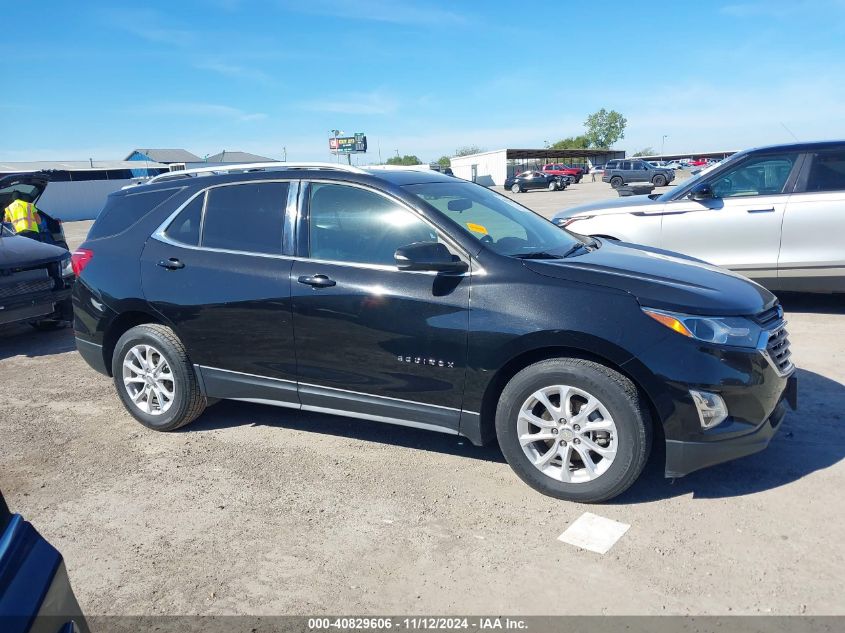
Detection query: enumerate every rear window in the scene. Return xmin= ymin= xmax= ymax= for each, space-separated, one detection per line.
xmin=88 ymin=188 xmax=180 ymax=240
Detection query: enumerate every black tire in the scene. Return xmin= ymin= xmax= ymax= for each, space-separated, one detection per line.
xmin=653 ymin=174 xmax=667 ymax=187
xmin=29 ymin=319 xmax=68 ymax=331
xmin=548 ymin=181 xmax=558 ymax=191
xmin=495 ymin=358 xmax=652 ymax=503
xmin=511 ymin=183 xmax=522 ymax=193
xmin=112 ymin=324 xmax=207 ymax=432
xmin=609 ymin=176 xmax=623 ymax=188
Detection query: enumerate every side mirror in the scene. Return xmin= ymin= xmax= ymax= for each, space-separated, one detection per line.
xmin=394 ymin=242 xmax=468 ymax=273
xmin=689 ymin=183 xmax=715 ymax=201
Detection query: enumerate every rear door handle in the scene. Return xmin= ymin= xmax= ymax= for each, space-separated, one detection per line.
xmin=298 ymin=274 xmax=336 ymax=288
xmin=157 ymin=258 xmax=185 ymax=270
xmin=747 ymin=207 xmax=775 ymax=213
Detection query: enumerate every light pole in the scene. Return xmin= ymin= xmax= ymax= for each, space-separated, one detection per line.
xmin=661 ymin=135 xmax=668 ymax=157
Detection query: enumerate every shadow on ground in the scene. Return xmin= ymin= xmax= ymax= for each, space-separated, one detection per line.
xmin=613 ymin=366 xmax=845 ymax=503
xmin=0 ymin=324 xmax=75 ymax=360
xmin=779 ymin=292 xmax=845 ymax=315
xmin=188 ymin=399 xmax=507 ymax=464
xmin=186 ymin=366 xmax=843 ymax=502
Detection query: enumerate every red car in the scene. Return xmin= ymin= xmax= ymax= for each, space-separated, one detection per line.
xmin=688 ymin=158 xmax=708 ymax=167
xmin=542 ymin=164 xmax=583 ymax=183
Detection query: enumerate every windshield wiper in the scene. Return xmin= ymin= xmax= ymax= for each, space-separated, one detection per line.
xmin=512 ymin=251 xmax=564 ymax=260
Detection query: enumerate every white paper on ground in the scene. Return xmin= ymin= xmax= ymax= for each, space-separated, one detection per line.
xmin=557 ymin=512 xmax=631 ymax=554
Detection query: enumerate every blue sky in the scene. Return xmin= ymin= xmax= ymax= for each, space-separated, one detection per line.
xmin=3 ymin=0 xmax=845 ymax=163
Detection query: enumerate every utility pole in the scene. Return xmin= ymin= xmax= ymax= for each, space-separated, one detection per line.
xmin=282 ymin=147 xmax=287 ymax=162
xmin=661 ymin=135 xmax=668 ymax=157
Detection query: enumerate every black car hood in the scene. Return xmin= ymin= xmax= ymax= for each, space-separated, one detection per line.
xmin=524 ymin=240 xmax=775 ymax=316
xmin=0 ymin=234 xmax=67 ymax=269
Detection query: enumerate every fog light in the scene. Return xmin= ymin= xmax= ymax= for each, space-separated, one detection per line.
xmin=689 ymin=390 xmax=728 ymax=429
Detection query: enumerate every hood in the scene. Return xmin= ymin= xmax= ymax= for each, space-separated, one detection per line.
xmin=553 ymin=195 xmax=661 ymax=221
xmin=524 ymin=240 xmax=775 ymax=316
xmin=0 ymin=233 xmax=67 ymax=269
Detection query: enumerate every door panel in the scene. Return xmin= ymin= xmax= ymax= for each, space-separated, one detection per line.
xmin=291 ymin=262 xmax=469 ymax=427
xmin=659 ymin=153 xmax=800 ymax=284
xmin=779 ymin=191 xmax=845 ymax=291
xmin=659 ymin=195 xmax=786 ymax=283
xmin=141 ymin=239 xmax=298 ymax=385
xmin=140 ymin=180 xmax=298 ymax=396
xmin=777 ymin=150 xmax=845 ymax=291
xmin=291 ymin=181 xmax=470 ymax=426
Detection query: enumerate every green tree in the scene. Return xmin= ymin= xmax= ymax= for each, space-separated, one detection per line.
xmin=436 ymin=155 xmax=451 ymax=168
xmin=633 ymin=147 xmax=657 ymax=157
xmin=584 ymin=108 xmax=627 ymax=148
xmin=454 ymin=145 xmax=484 ymax=157
xmin=386 ymin=154 xmax=422 ymax=166
xmin=549 ymin=134 xmax=590 ymax=150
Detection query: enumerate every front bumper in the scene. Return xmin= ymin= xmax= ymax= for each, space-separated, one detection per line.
xmin=625 ymin=328 xmax=797 ymax=478
xmin=0 ymin=287 xmax=72 ymax=326
xmin=665 ymin=375 xmax=796 ymax=477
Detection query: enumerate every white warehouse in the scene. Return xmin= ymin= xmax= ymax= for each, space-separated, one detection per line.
xmin=449 ymin=148 xmax=626 ymax=186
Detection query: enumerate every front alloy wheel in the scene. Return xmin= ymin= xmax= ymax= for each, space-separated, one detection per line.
xmin=495 ymin=358 xmax=651 ymax=502
xmin=517 ymin=385 xmax=618 ymax=483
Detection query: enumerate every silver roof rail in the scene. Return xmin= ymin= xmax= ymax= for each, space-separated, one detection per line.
xmin=144 ymin=161 xmax=368 ymax=185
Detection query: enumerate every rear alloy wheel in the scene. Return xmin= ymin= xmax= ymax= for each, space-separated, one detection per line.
xmin=653 ymin=174 xmax=667 ymax=187
xmin=610 ymin=176 xmax=623 ymax=188
xmin=112 ymin=324 xmax=207 ymax=431
xmin=511 ymin=183 xmax=522 ymax=193
xmin=496 ymin=358 xmax=651 ymax=502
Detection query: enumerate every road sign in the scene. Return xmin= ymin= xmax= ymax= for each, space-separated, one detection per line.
xmin=330 ymin=132 xmax=367 ymax=154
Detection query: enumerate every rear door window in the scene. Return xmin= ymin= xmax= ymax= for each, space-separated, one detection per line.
xmin=201 ymin=182 xmax=289 ymax=254
xmin=804 ymin=150 xmax=845 ymax=192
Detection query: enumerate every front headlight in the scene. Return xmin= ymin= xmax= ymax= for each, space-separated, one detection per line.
xmin=642 ymin=307 xmax=761 ymax=347
xmin=555 ymin=214 xmax=594 ymax=228
xmin=61 ymin=254 xmax=74 ymax=277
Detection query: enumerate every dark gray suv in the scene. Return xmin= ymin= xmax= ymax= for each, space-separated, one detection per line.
xmin=603 ymin=159 xmax=675 ymax=188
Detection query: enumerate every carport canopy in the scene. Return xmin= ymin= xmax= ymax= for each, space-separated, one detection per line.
xmin=504 ymin=149 xmax=625 ymax=161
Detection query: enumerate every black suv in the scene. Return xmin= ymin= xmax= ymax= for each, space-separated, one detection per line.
xmin=72 ymin=163 xmax=796 ymax=502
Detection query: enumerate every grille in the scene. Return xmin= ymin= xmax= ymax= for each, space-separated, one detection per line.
xmin=0 ymin=277 xmax=54 ymax=299
xmin=752 ymin=303 xmax=783 ymax=329
xmin=764 ymin=325 xmax=794 ymax=376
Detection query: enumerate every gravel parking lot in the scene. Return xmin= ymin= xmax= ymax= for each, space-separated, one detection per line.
xmin=2 ymin=177 xmax=844 ymax=616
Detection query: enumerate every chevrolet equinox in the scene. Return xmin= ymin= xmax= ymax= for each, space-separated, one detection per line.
xmin=72 ymin=163 xmax=797 ymax=502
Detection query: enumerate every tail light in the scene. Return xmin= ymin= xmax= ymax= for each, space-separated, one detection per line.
xmin=71 ymin=248 xmax=94 ymax=276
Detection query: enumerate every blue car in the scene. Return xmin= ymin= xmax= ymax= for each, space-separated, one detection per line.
xmin=0 ymin=492 xmax=88 ymax=633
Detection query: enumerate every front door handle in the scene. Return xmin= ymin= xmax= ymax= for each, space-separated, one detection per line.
xmin=157 ymin=258 xmax=185 ymax=270
xmin=747 ymin=207 xmax=775 ymax=213
xmin=298 ymin=274 xmax=336 ymax=288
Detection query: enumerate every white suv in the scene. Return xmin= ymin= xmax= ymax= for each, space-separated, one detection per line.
xmin=553 ymin=141 xmax=845 ymax=293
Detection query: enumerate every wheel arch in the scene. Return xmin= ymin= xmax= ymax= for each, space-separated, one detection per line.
xmin=102 ymin=310 xmax=166 ymax=376
xmin=473 ymin=344 xmax=664 ymax=449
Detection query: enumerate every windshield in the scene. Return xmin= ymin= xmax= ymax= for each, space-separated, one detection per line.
xmin=405 ymin=181 xmax=584 ymax=257
xmin=0 ymin=223 xmax=15 ymax=237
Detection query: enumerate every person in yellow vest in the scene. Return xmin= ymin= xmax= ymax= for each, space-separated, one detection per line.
xmin=3 ymin=192 xmax=42 ymax=240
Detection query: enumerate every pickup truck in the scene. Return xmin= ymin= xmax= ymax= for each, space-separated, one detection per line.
xmin=541 ymin=164 xmax=583 ymax=183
